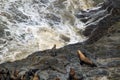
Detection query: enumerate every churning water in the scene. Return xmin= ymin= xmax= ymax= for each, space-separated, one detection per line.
xmin=0 ymin=0 xmax=94 ymax=63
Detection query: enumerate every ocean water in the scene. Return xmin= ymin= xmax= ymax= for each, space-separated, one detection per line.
xmin=0 ymin=0 xmax=94 ymax=63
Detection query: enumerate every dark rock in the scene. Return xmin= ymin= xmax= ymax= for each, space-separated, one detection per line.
xmin=86 ymin=69 xmax=109 ymax=77
xmin=106 ymin=60 xmax=120 ymax=67
xmin=60 ymin=34 xmax=70 ymax=42
xmin=75 ymin=0 xmax=120 ymax=44
xmin=82 ymin=24 xmax=97 ymax=36
xmin=40 ymin=0 xmax=49 ymax=4
xmin=8 ymin=6 xmax=29 ymax=22
xmin=109 ymin=0 xmax=120 ymax=8
xmin=0 ymin=19 xmax=8 ymax=38
xmin=45 ymin=13 xmax=61 ymax=22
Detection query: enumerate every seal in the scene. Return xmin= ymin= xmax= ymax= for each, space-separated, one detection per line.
xmin=68 ymin=68 xmax=81 ymax=80
xmin=33 ymin=73 xmax=40 ymax=80
xmin=52 ymin=44 xmax=56 ymax=50
xmin=11 ymin=69 xmax=19 ymax=80
xmin=77 ymin=50 xmax=97 ymax=67
xmin=51 ymin=44 xmax=57 ymax=56
xmin=68 ymin=68 xmax=75 ymax=80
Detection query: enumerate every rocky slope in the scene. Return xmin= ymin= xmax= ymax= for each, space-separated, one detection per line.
xmin=0 ymin=23 xmax=120 ymax=80
xmin=0 ymin=0 xmax=120 ymax=80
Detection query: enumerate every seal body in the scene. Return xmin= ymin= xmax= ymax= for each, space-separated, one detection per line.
xmin=33 ymin=74 xmax=39 ymax=80
xmin=77 ymin=50 xmax=97 ymax=67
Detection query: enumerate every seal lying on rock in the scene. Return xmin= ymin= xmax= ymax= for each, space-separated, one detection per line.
xmin=68 ymin=68 xmax=76 ymax=80
xmin=77 ymin=50 xmax=97 ymax=67
xmin=68 ymin=68 xmax=83 ymax=80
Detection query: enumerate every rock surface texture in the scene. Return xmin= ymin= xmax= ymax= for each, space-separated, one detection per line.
xmin=0 ymin=0 xmax=120 ymax=80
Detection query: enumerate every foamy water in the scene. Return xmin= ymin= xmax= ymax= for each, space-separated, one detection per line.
xmin=0 ymin=0 xmax=94 ymax=63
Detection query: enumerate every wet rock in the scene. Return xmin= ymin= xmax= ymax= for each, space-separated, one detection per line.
xmin=109 ymin=73 xmax=120 ymax=80
xmin=0 ymin=68 xmax=11 ymax=80
xmin=45 ymin=13 xmax=61 ymax=22
xmin=110 ymin=0 xmax=120 ymax=8
xmin=60 ymin=34 xmax=70 ymax=42
xmin=106 ymin=60 xmax=120 ymax=67
xmin=90 ymin=76 xmax=109 ymax=80
xmin=86 ymin=69 xmax=109 ymax=77
xmin=0 ymin=19 xmax=8 ymax=38
xmin=0 ymin=12 xmax=12 ymax=19
xmin=8 ymin=6 xmax=29 ymax=22
xmin=40 ymin=0 xmax=49 ymax=4
xmin=75 ymin=0 xmax=120 ymax=44
xmin=0 ymin=39 xmax=6 ymax=45
xmin=38 ymin=71 xmax=49 ymax=80
xmin=82 ymin=24 xmax=97 ymax=37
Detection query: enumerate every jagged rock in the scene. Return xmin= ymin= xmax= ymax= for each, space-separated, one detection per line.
xmin=76 ymin=0 xmax=120 ymax=44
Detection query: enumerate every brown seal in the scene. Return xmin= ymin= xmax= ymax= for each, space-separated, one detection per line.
xmin=68 ymin=68 xmax=81 ymax=80
xmin=52 ymin=44 xmax=56 ymax=50
xmin=33 ymin=73 xmax=40 ymax=80
xmin=77 ymin=50 xmax=97 ymax=67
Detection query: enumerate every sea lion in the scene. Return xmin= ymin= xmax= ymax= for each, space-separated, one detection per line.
xmin=51 ymin=44 xmax=57 ymax=56
xmin=33 ymin=73 xmax=40 ymax=80
xmin=11 ymin=69 xmax=20 ymax=80
xmin=68 ymin=68 xmax=75 ymax=80
xmin=21 ymin=72 xmax=31 ymax=80
xmin=52 ymin=44 xmax=56 ymax=50
xmin=77 ymin=50 xmax=97 ymax=67
xmin=68 ymin=68 xmax=80 ymax=80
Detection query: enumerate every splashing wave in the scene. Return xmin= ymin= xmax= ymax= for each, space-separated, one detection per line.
xmin=0 ymin=0 xmax=94 ymax=63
